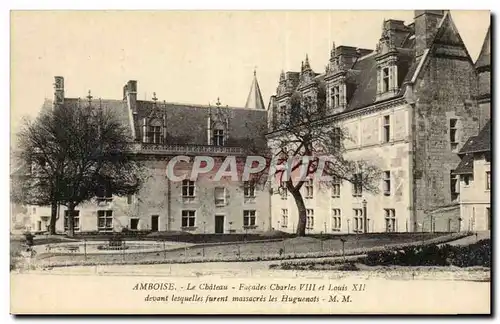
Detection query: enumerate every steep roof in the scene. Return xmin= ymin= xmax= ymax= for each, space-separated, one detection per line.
xmin=458 ymin=120 xmax=491 ymax=155
xmin=272 ymin=11 xmax=478 ymax=116
xmin=50 ymin=95 xmax=268 ymax=148
xmin=244 ymin=71 xmax=266 ymax=110
xmin=476 ymin=26 xmax=491 ymax=70
xmin=64 ymin=98 xmax=133 ymax=138
xmin=453 ymin=153 xmax=474 ymax=175
xmin=133 ymin=100 xmax=267 ymax=146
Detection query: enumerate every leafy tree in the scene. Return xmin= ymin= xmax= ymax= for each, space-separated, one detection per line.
xmin=14 ymin=99 xmax=145 ymax=236
xmin=267 ymin=81 xmax=380 ymax=236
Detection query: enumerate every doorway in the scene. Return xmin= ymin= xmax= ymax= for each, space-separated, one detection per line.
xmin=151 ymin=215 xmax=159 ymax=232
xmin=214 ymin=215 xmax=225 ymax=234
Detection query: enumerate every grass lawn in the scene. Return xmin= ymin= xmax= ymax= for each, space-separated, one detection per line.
xmin=32 ymin=232 xmax=455 ymax=266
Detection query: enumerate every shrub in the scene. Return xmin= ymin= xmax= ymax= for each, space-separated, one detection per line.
xmin=363 ymin=239 xmax=490 ymax=268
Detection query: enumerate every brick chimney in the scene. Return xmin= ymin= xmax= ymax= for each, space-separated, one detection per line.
xmin=53 ymin=76 xmax=64 ymax=106
xmin=124 ymin=80 xmax=138 ymax=114
xmin=414 ymin=10 xmax=445 ymax=58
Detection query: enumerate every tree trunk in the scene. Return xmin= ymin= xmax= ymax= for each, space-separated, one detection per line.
xmin=289 ymin=186 xmax=307 ymax=237
xmin=67 ymin=202 xmax=76 ymax=237
xmin=49 ymin=201 xmax=58 ymax=235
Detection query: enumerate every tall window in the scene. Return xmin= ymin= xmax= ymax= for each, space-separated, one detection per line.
xmin=450 ymin=172 xmax=459 ymax=201
xmin=486 ymin=171 xmax=491 ymax=190
xmin=332 ymin=127 xmax=342 ymax=149
xmin=214 ymin=187 xmax=226 ymax=206
xmin=331 ymin=176 xmax=341 ymax=198
xmin=449 ymin=119 xmax=458 ymax=150
xmin=353 ymin=208 xmax=363 ymax=233
xmin=182 ymin=180 xmax=196 ymax=198
xmin=64 ymin=210 xmax=80 ymax=231
xmin=244 ymin=181 xmax=255 ymax=198
xmin=97 ymin=210 xmax=113 ymax=231
xmin=486 ymin=207 xmax=491 ymax=230
xmin=332 ymin=86 xmax=340 ymax=108
xmin=382 ymin=67 xmax=390 ymax=92
xmin=383 ymin=171 xmax=391 ymax=196
xmin=332 ymin=209 xmax=341 ymax=231
xmin=384 ymin=209 xmax=396 ymax=232
xmin=181 ymin=210 xmax=196 ymax=228
xmin=213 ymin=129 xmax=225 ymax=146
xmin=243 ymin=210 xmax=256 ymax=227
xmin=147 ymin=126 xmax=162 ymax=144
xmin=305 ymin=179 xmax=314 ymax=199
xmin=352 ymin=173 xmax=363 ymax=197
xmin=306 ymin=209 xmax=314 ymax=230
xmin=383 ymin=115 xmax=391 ymax=143
xmin=281 ymin=209 xmax=288 ymax=228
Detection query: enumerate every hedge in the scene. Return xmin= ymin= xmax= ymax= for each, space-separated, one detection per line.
xmin=363 ymin=239 xmax=491 ymax=267
xmin=35 ymin=232 xmax=470 ymax=269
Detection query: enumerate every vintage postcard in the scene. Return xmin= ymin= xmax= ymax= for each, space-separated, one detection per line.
xmin=10 ymin=10 xmax=491 ymax=315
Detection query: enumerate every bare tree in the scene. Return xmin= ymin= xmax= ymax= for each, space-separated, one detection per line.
xmin=267 ymin=84 xmax=380 ymax=236
xmin=15 ymin=99 xmax=145 ymax=236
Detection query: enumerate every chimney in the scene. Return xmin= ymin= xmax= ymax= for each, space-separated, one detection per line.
xmin=414 ymin=10 xmax=445 ymax=57
xmin=124 ymin=80 xmax=138 ymax=114
xmin=53 ymin=76 xmax=65 ymax=106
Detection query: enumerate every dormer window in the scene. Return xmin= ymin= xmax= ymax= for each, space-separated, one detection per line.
xmin=147 ymin=126 xmax=162 ymax=144
xmin=382 ymin=68 xmax=390 ymax=93
xmin=143 ymin=118 xmax=164 ymax=144
xmin=213 ymin=129 xmax=225 ymax=146
xmin=376 ymin=61 xmax=398 ymax=100
xmin=332 ymin=86 xmax=340 ymax=108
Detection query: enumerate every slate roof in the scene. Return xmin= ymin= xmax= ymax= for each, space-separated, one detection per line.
xmin=64 ymin=98 xmax=133 ymax=138
xmin=53 ymin=95 xmax=267 ymax=148
xmin=459 ymin=120 xmax=491 ymax=155
xmin=453 ymin=153 xmax=474 ymax=175
xmin=133 ymin=101 xmax=267 ymax=146
xmin=271 ymin=11 xmax=477 ymax=116
xmin=244 ymin=72 xmax=266 ymax=110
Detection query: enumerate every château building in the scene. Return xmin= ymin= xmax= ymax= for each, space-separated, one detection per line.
xmin=24 ymin=72 xmax=270 ymax=234
xmin=15 ymin=10 xmax=490 ymax=235
xmin=267 ymin=10 xmax=491 ymax=233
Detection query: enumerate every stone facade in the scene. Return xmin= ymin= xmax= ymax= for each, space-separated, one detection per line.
xmin=267 ymin=10 xmax=491 ymax=233
xmin=21 ymin=10 xmax=490 ymax=235
xmin=28 ymin=72 xmax=271 ymax=234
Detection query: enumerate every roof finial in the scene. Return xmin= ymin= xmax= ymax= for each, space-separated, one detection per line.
xmin=280 ymin=69 xmax=285 ymax=81
xmin=152 ymin=92 xmax=158 ymax=103
xmin=86 ymin=90 xmax=93 ymax=104
xmin=253 ymin=66 xmax=257 ymax=77
xmin=331 ymin=41 xmax=336 ymax=58
xmin=216 ymin=97 xmax=221 ymax=107
xmin=304 ymin=54 xmax=310 ymax=70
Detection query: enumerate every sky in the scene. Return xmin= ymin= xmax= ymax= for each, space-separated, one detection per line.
xmin=11 ymin=10 xmax=490 ymax=132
